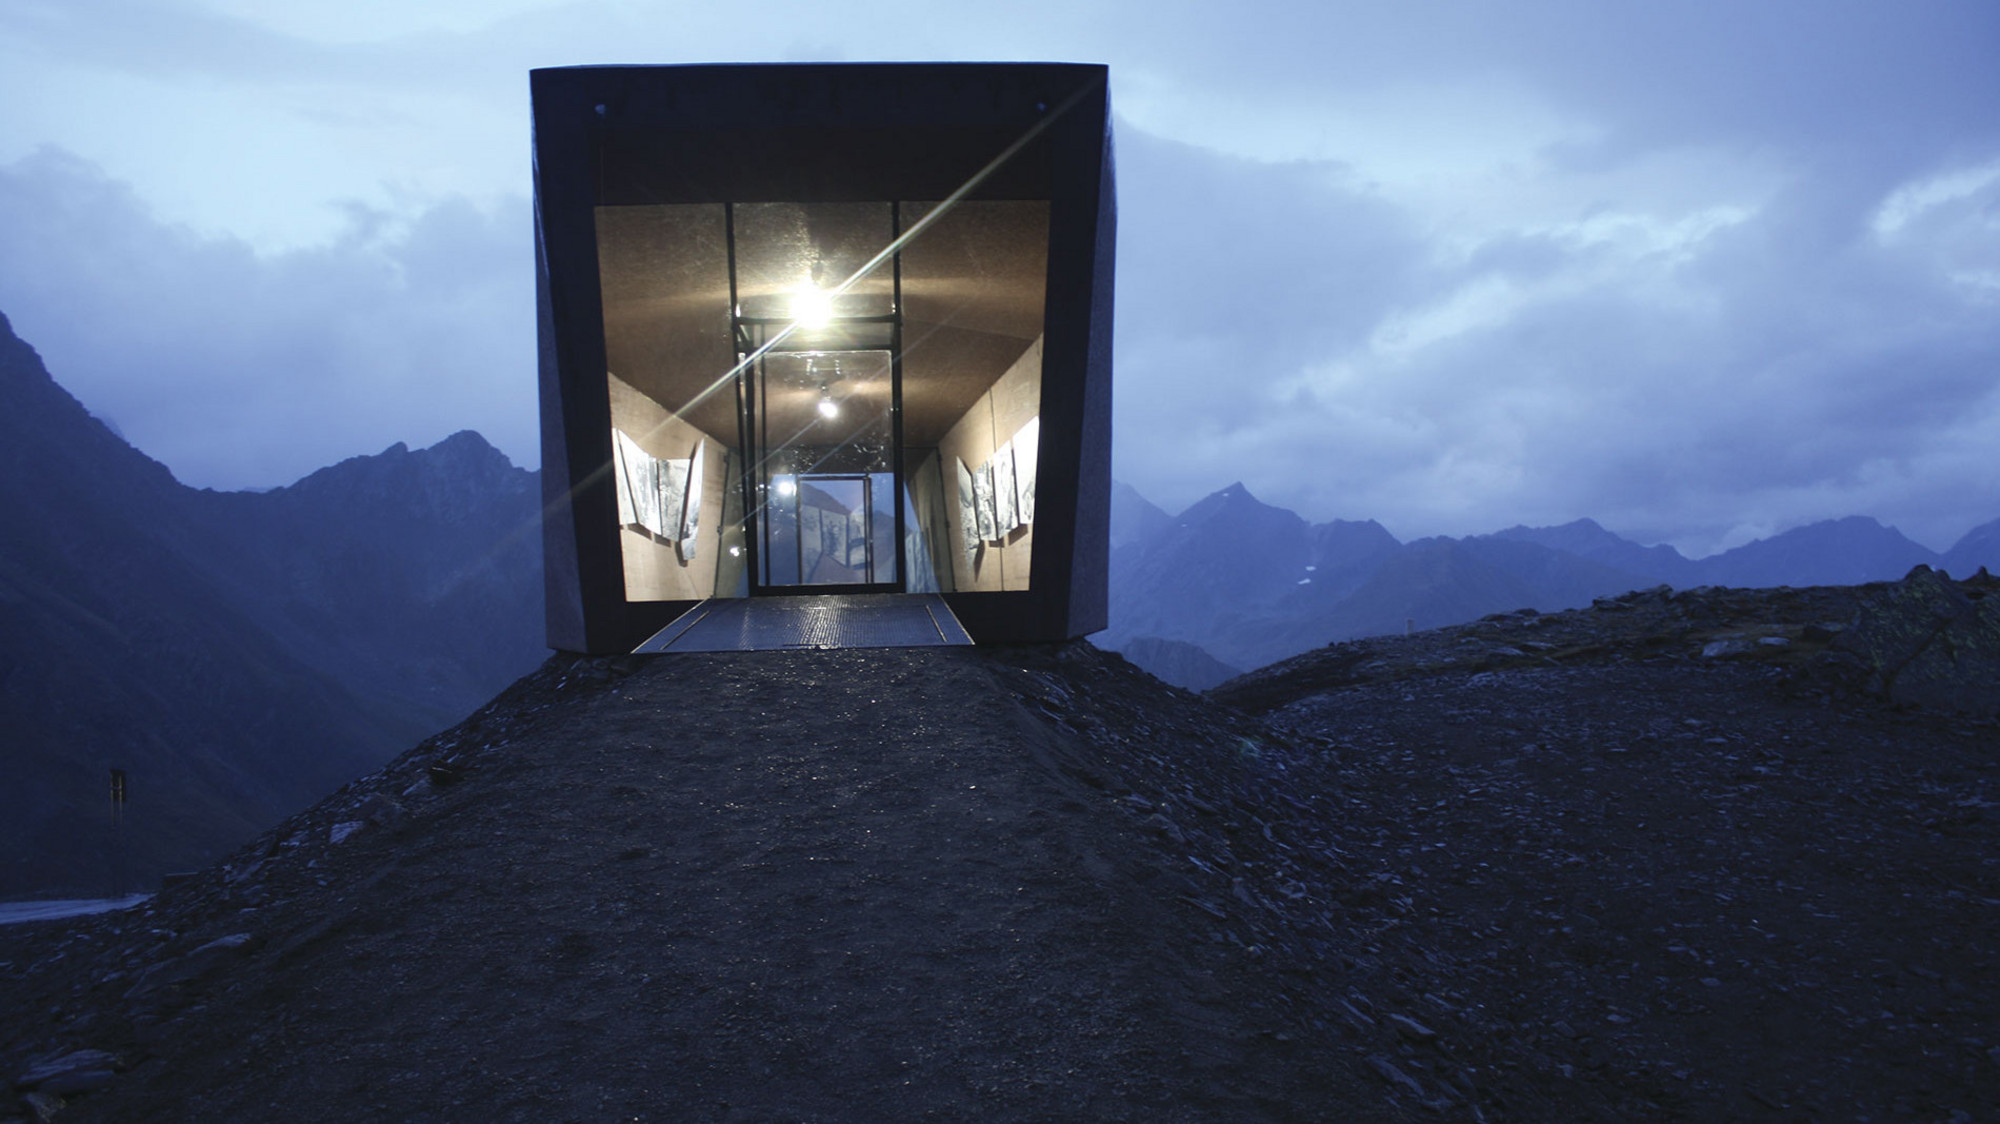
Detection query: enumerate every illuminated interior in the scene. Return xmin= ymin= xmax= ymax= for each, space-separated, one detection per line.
xmin=595 ymin=199 xmax=1049 ymax=601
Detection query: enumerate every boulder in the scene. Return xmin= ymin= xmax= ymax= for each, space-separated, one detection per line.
xmin=1833 ymin=567 xmax=2000 ymax=715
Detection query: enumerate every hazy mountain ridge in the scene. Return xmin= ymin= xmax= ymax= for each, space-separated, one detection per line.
xmin=182 ymin=430 xmax=544 ymax=731
xmin=0 ymin=311 xmax=544 ymax=897
xmin=1106 ymin=481 xmax=1998 ymax=686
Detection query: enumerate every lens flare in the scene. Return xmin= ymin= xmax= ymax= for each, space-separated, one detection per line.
xmin=791 ymin=282 xmax=833 ymax=328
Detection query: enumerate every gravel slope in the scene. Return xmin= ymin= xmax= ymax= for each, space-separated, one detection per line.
xmin=5 ymin=576 xmax=1996 ymax=1122
xmin=2 ymin=647 xmax=1391 ymax=1123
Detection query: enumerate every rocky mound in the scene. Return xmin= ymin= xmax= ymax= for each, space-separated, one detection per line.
xmin=4 ymin=572 xmax=1996 ymax=1121
xmin=1 ymin=648 xmax=1393 ymax=1123
xmin=1213 ymin=567 xmax=2000 ymax=718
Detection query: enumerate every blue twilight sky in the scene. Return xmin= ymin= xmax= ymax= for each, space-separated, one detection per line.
xmin=1 ymin=1 xmax=1996 ymax=557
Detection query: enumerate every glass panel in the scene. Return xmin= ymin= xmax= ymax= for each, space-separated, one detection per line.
xmin=902 ymin=449 xmax=953 ymax=593
xmin=595 ymin=203 xmax=743 ymax=602
xmin=733 ymin=202 xmax=895 ymax=326
xmin=797 ymin=476 xmax=867 ymax=584
xmin=762 ymin=473 xmax=801 ymax=586
xmin=713 ymin=448 xmax=749 ymax=596
xmin=869 ymin=472 xmax=898 ymax=585
xmin=898 ymin=200 xmax=1049 ymax=593
xmin=750 ymin=350 xmax=895 ymax=588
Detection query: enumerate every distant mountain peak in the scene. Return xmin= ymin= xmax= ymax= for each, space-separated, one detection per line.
xmin=1487 ymin=516 xmax=1615 ymax=542
xmin=431 ymin=429 xmax=497 ymax=454
xmin=1176 ymin=482 xmax=1302 ymax=532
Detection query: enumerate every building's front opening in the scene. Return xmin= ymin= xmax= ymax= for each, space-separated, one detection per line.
xmin=742 ymin=351 xmax=900 ymax=591
xmin=595 ymin=195 xmax=1048 ymax=605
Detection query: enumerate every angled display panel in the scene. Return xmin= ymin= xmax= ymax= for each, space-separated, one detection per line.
xmin=533 ymin=63 xmax=1114 ymax=652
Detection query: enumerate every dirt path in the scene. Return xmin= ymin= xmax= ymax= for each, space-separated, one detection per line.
xmin=4 ymin=648 xmax=1392 ymax=1122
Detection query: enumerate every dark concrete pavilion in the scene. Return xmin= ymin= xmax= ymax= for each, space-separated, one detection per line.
xmin=532 ymin=63 xmax=1115 ymax=653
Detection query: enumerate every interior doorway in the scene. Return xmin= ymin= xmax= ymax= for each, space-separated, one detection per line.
xmin=740 ymin=351 xmax=902 ymax=591
xmin=730 ymin=201 xmax=906 ymax=595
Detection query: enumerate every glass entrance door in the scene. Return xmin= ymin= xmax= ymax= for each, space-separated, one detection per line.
xmin=742 ymin=349 xmax=903 ymax=592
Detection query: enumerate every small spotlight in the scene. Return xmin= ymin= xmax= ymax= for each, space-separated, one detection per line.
xmin=728 ymin=545 xmax=742 ymax=557
xmin=775 ymin=478 xmax=797 ymax=498
xmin=817 ymin=396 xmax=839 ymax=419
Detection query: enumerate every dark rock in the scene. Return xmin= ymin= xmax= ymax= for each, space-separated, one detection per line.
xmin=1386 ymin=1013 xmax=1437 ymax=1042
xmin=1366 ymin=1054 xmax=1426 ymax=1098
xmin=16 ymin=1049 xmax=119 ymax=1090
xmin=358 ymin=794 xmax=405 ymax=828
xmin=1834 ymin=566 xmax=2000 ymax=715
xmin=22 ymin=1090 xmax=64 ymax=1123
xmin=37 ymin=1069 xmax=114 ymax=1096
xmin=125 ymin=933 xmax=252 ymax=998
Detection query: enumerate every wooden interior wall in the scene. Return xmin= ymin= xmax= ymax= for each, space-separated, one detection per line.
xmin=608 ymin=371 xmax=732 ymax=602
xmin=939 ymin=336 xmax=1042 ymax=593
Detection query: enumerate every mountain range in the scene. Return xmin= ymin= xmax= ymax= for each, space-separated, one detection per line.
xmin=8 ymin=294 xmax=1998 ymax=891
xmin=0 ymin=311 xmax=545 ymax=897
xmin=1105 ymin=481 xmax=2000 ymax=686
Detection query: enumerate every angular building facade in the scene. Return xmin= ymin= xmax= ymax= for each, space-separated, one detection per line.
xmin=531 ymin=63 xmax=1115 ymax=653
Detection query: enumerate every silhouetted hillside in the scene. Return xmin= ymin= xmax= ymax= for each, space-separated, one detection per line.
xmin=185 ymin=431 xmax=542 ymax=731
xmin=0 ymin=311 xmax=543 ymax=898
xmin=1117 ymin=635 xmax=1241 ymax=693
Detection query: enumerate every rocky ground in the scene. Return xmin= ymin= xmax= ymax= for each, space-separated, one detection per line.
xmin=3 ymin=571 xmax=1996 ymax=1121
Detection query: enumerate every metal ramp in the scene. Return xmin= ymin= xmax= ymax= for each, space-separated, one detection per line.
xmin=633 ymin=594 xmax=973 ymax=654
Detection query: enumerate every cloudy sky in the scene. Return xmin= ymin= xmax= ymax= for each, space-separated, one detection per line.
xmin=2 ymin=1 xmax=1996 ymax=557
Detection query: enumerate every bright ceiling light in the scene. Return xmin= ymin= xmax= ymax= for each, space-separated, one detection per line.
xmin=791 ymin=281 xmax=833 ymax=328
xmin=774 ymin=478 xmax=797 ymax=497
xmin=817 ymin=385 xmax=839 ymax=419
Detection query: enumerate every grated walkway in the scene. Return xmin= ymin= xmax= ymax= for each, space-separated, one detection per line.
xmin=633 ymin=593 xmax=973 ymax=653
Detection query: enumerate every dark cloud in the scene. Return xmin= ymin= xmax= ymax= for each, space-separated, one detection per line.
xmin=0 ymin=0 xmax=348 ymax=83
xmin=1109 ymin=123 xmax=2000 ymax=556
xmin=0 ymin=148 xmax=536 ymax=489
xmin=4 ymin=0 xmax=1996 ymax=555
xmin=1111 ymin=126 xmax=1428 ymax=497
xmin=1100 ymin=1 xmax=2000 ymax=161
